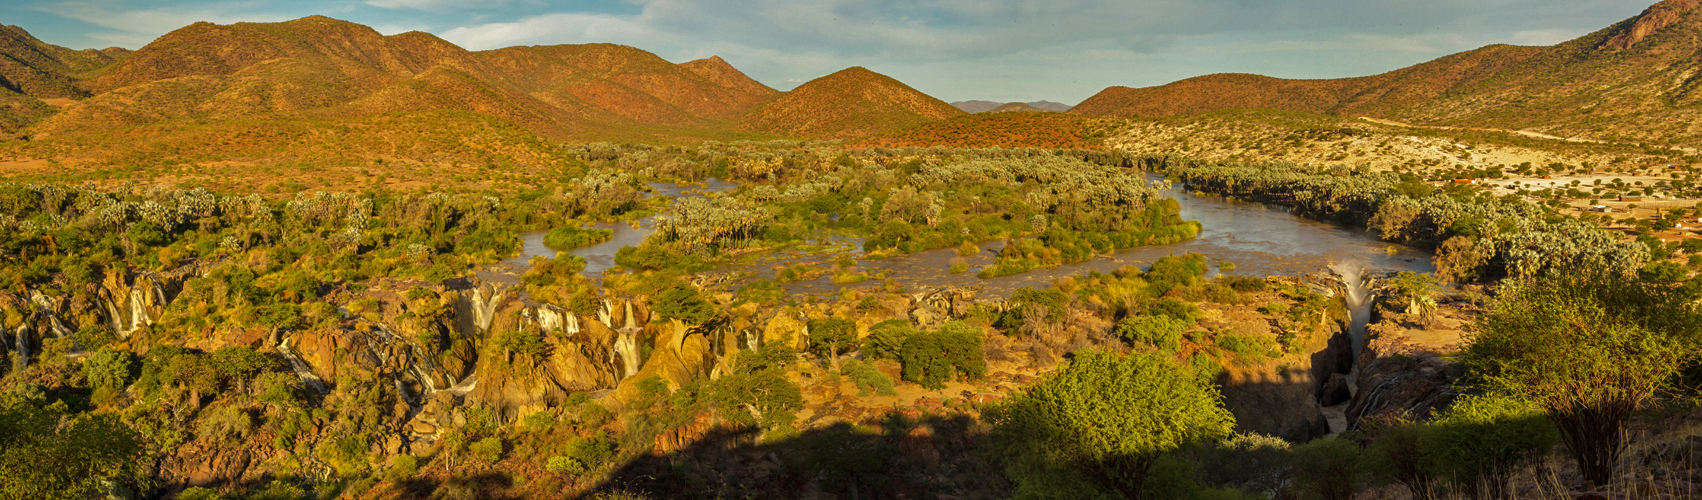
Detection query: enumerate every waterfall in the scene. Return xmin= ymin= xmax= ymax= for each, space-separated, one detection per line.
xmin=597 ymin=299 xmax=613 ymax=327
xmin=1328 ymin=261 xmax=1375 ymax=361
xmin=275 ymin=337 xmax=327 ymax=392
xmin=613 ymin=330 xmax=640 ymax=381
xmin=623 ymin=300 xmax=637 ymax=331
xmin=12 ymin=325 xmax=29 ymax=371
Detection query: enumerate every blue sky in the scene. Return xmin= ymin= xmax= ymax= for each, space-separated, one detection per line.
xmin=3 ymin=0 xmax=1653 ymax=104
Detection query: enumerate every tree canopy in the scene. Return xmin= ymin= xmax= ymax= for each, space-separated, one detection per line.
xmin=989 ymin=350 xmax=1236 ymax=499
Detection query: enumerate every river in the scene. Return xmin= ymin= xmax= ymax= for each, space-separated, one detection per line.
xmin=485 ymin=174 xmax=1434 ymax=298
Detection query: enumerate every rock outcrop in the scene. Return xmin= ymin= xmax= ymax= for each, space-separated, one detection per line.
xmin=1602 ymin=0 xmax=1702 ymax=51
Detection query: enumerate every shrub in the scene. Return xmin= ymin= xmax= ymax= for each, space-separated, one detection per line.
xmin=577 ymin=402 xmax=614 ymax=429
xmin=1423 ymin=395 xmax=1556 ymax=499
xmin=1117 ymin=315 xmax=1188 ymax=354
xmin=709 ymin=345 xmax=803 ymax=430
xmin=806 ymin=317 xmax=858 ymax=359
xmin=652 ymin=285 xmax=719 ymax=325
xmin=254 ymin=372 xmax=302 ymax=407
xmin=987 ymin=350 xmax=1236 ymax=499
xmin=1290 ymin=437 xmax=1364 ymax=500
xmin=862 ymin=320 xmax=915 ymax=360
xmin=1202 ymin=432 xmax=1293 ymax=497
xmin=899 ymin=321 xmax=985 ymax=389
xmin=470 ymin=437 xmax=505 ymax=464
xmin=1149 ymin=298 xmax=1202 ymax=323
xmin=523 ymin=410 xmax=556 ymax=432
xmin=389 ymin=455 xmax=419 ymax=478
xmin=72 ymin=324 xmax=117 ymax=351
xmin=82 ymin=348 xmax=135 ymax=390
xmin=554 ymin=434 xmax=613 ymax=474
xmin=543 ymin=226 xmax=614 ymax=251
xmin=841 ymin=359 xmax=897 ymax=396
xmin=196 ymin=406 xmax=253 ymax=442
xmin=1216 ymin=334 xmax=1276 ymax=363
xmin=1463 ymin=271 xmax=1697 ymax=486
xmin=176 ymin=487 xmax=225 ymax=500
xmin=1360 ymin=413 xmax=1438 ymax=500
xmin=545 ymin=455 xmax=584 ymax=475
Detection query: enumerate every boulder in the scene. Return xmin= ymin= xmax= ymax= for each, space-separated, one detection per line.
xmin=763 ymin=312 xmax=807 ymax=350
xmin=1320 ymin=373 xmax=1353 ymax=407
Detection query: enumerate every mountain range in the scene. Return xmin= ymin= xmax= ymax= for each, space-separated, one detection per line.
xmin=1069 ymin=0 xmax=1702 ymax=145
xmin=3 ymin=0 xmax=1702 ymax=168
xmin=0 ymin=15 xmax=959 ymax=168
xmin=950 ymin=100 xmax=1073 ymax=113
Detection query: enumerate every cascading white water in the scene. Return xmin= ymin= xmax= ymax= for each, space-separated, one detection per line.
xmin=11 ymin=325 xmax=28 ymax=370
xmin=275 ymin=337 xmax=327 ymax=392
xmin=1328 ymin=261 xmax=1376 ymax=365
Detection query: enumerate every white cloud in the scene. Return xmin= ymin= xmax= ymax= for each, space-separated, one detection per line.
xmin=439 ymin=11 xmax=666 ymax=49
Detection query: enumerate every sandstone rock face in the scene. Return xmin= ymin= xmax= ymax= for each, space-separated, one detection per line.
xmin=1320 ymin=373 xmax=1353 ymax=407
xmin=1215 ymin=275 xmax=1353 ymax=442
xmin=762 ymin=311 xmax=807 ymax=351
xmin=1343 ymin=320 xmax=1458 ymax=429
xmin=1602 ymin=0 xmax=1701 ymax=51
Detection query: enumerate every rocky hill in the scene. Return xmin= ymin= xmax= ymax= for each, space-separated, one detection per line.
xmin=952 ymin=100 xmax=1072 ymax=113
xmin=1073 ymin=0 xmax=1702 ymax=145
xmin=0 ymin=16 xmax=981 ymax=167
xmin=0 ymin=25 xmax=130 ymax=134
xmin=987 ymin=102 xmax=1051 ymax=113
xmin=950 ymin=100 xmax=1000 ymax=113
xmin=739 ymin=66 xmax=965 ymax=139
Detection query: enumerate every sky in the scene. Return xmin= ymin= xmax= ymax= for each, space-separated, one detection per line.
xmin=2 ymin=0 xmax=1654 ymax=104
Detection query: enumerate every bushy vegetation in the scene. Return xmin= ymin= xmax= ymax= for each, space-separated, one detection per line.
xmin=543 ymin=226 xmax=614 ymax=251
xmin=898 ymin=321 xmax=987 ymax=390
xmin=989 ymin=350 xmax=1236 ymax=499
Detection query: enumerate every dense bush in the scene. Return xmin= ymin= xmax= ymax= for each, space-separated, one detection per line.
xmin=988 ymin=350 xmax=1235 ymax=499
xmin=543 ymin=226 xmax=614 ymax=251
xmin=898 ymin=321 xmax=986 ymax=389
xmin=1117 ymin=315 xmax=1188 ymax=354
xmin=652 ymin=285 xmax=719 ymax=325
xmin=709 ymin=345 xmax=803 ymax=432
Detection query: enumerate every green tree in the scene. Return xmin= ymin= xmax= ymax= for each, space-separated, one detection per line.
xmin=0 ymin=395 xmax=149 ymax=500
xmin=1116 ymin=315 xmax=1188 ymax=354
xmin=898 ymin=321 xmax=985 ymax=390
xmin=1423 ymin=395 xmax=1556 ymax=500
xmin=82 ymin=348 xmax=135 ymax=390
xmin=653 ymin=285 xmax=719 ymax=325
xmin=709 ymin=345 xmax=804 ymax=432
xmin=1359 ymin=413 xmax=1438 ymax=500
xmin=861 ymin=320 xmax=915 ymax=360
xmin=211 ymin=346 xmax=274 ymax=395
xmin=988 ymin=350 xmax=1235 ymax=499
xmin=1388 ymin=271 xmax=1441 ymax=323
xmin=72 ymin=324 xmax=117 ymax=351
xmin=807 ymin=317 xmax=858 ymax=371
xmin=1462 ymin=272 xmax=1696 ymax=486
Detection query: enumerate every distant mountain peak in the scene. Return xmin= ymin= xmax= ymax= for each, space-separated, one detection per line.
xmin=1602 ymin=0 xmax=1701 ymax=51
xmin=680 ymin=55 xmax=776 ymax=96
xmin=741 ymin=65 xmax=963 ymax=139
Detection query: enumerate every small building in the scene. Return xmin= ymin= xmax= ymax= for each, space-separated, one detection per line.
xmin=1451 ymin=179 xmax=1474 ymax=184
xmin=1591 ymin=205 xmax=1613 ymax=213
xmin=1621 ymin=195 xmax=1644 ymax=202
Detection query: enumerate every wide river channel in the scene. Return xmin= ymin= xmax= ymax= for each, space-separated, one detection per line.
xmin=479 ymin=174 xmax=1435 ymax=298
